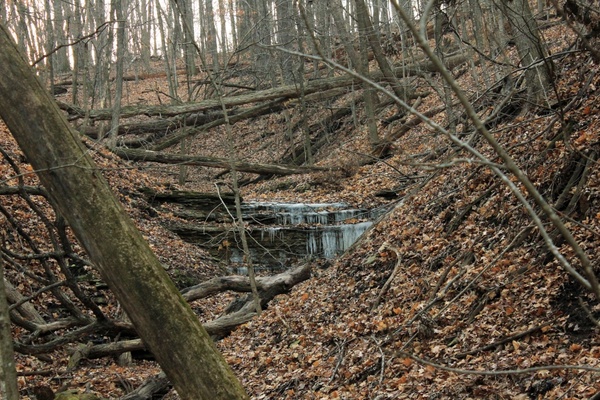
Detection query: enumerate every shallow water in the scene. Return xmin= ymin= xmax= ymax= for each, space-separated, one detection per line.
xmin=225 ymin=202 xmax=384 ymax=269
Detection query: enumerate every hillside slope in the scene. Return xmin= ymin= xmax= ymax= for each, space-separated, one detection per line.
xmin=2 ymin=16 xmax=600 ymax=400
xmin=217 ymin=52 xmax=600 ymax=399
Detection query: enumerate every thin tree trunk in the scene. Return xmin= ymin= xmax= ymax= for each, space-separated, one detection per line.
xmin=44 ymin=0 xmax=56 ymax=95
xmin=499 ymin=0 xmax=552 ymax=107
xmin=182 ymin=0 xmax=197 ymax=76
xmin=355 ymin=5 xmax=380 ymax=148
xmin=140 ymin=0 xmax=152 ymax=70
xmin=218 ymin=0 xmax=229 ymax=59
xmin=53 ymin=0 xmax=70 ymax=73
xmin=0 ymin=2 xmax=6 ymax=24
xmin=156 ymin=0 xmax=178 ymax=101
xmin=275 ymin=0 xmax=295 ymax=84
xmin=228 ymin=0 xmax=238 ymax=50
xmin=295 ymin=3 xmax=314 ymax=164
xmin=203 ymin=0 xmax=220 ymax=72
xmin=109 ymin=0 xmax=127 ymax=148
xmin=355 ymin=0 xmax=410 ymax=101
xmin=0 ymin=260 xmax=19 ymax=400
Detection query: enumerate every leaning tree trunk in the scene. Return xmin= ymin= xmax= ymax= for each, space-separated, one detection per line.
xmin=0 ymin=260 xmax=19 ymax=400
xmin=0 ymin=24 xmax=248 ymax=400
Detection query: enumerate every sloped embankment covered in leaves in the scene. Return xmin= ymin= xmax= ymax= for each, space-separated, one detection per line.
xmin=3 ymin=16 xmax=600 ymax=399
xmin=219 ymin=52 xmax=600 ymax=399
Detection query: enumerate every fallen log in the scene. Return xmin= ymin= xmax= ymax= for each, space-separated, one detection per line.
xmin=77 ymin=110 xmax=235 ymax=141
xmin=112 ymin=147 xmax=337 ymax=176
xmin=151 ymin=88 xmax=348 ymax=151
xmin=69 ymin=263 xmax=311 ymax=362
xmin=150 ymin=98 xmax=287 ymax=151
xmin=118 ymin=263 xmax=312 ymax=399
xmin=181 ymin=262 xmax=312 ymax=302
xmin=138 ymin=187 xmax=237 ymax=209
xmin=120 ymin=372 xmax=170 ymax=400
xmin=59 ymin=53 xmax=468 ymax=121
xmin=58 ymin=76 xmax=351 ymax=120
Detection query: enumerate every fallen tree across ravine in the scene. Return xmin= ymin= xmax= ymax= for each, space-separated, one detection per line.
xmin=112 ymin=147 xmax=338 ymax=176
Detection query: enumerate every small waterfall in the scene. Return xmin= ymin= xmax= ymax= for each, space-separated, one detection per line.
xmin=260 ymin=227 xmax=283 ymax=242
xmin=242 ymin=202 xmax=374 ymax=226
xmin=173 ymin=201 xmax=387 ymax=270
xmin=306 ymin=221 xmax=373 ymax=258
xmin=239 ymin=202 xmax=383 ymax=265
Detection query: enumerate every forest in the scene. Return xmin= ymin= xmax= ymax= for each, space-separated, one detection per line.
xmin=1 ymin=0 xmax=600 ymax=398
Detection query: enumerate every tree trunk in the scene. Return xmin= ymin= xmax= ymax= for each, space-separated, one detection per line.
xmin=217 ymin=0 xmax=229 ymax=59
xmin=499 ymin=0 xmax=552 ymax=107
xmin=275 ymin=0 xmax=296 ymax=84
xmin=139 ymin=0 xmax=152 ymax=70
xmin=0 ymin=2 xmax=6 ymax=24
xmin=53 ymin=0 xmax=70 ymax=73
xmin=203 ymin=0 xmax=220 ymax=72
xmin=109 ymin=0 xmax=127 ymax=148
xmin=0 ymin=261 xmax=19 ymax=400
xmin=355 ymin=4 xmax=380 ymax=148
xmin=0 ymin=24 xmax=248 ymax=400
xmin=180 ymin=0 xmax=197 ymax=76
xmin=354 ymin=0 xmax=409 ymax=101
xmin=228 ymin=0 xmax=238 ymax=50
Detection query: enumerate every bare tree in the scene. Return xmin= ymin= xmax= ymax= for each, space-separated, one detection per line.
xmin=0 ymin=23 xmax=249 ymax=400
xmin=275 ymin=0 xmax=296 ymax=84
xmin=390 ymin=0 xmax=600 ymax=300
xmin=108 ymin=0 xmax=127 ymax=148
xmin=498 ymin=0 xmax=553 ymax=107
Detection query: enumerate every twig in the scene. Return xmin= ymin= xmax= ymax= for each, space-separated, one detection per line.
xmin=455 ymin=323 xmax=551 ymax=358
xmin=8 ymin=281 xmax=65 ymax=312
xmin=370 ymin=335 xmax=385 ymax=386
xmin=276 ymin=308 xmax=290 ymax=330
xmin=577 ymin=297 xmax=600 ymax=327
xmin=32 ymin=22 xmax=114 ymax=67
xmin=329 ymin=339 xmax=348 ymax=384
xmin=429 ymin=251 xmax=470 ymax=301
xmin=371 ymin=243 xmax=402 ymax=311
xmin=16 ymin=369 xmax=54 ymax=376
xmin=397 ymin=350 xmax=600 ymax=375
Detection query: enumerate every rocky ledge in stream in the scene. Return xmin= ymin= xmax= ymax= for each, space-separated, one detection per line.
xmin=142 ymin=188 xmax=388 ymax=271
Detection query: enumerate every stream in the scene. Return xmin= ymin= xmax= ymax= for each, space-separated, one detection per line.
xmin=234 ymin=202 xmax=383 ymax=264
xmin=169 ymin=199 xmax=387 ymax=273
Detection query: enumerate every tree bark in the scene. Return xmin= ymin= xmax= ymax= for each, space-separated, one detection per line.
xmin=0 ymin=24 xmax=248 ymax=400
xmin=499 ymin=0 xmax=552 ymax=106
xmin=120 ymin=372 xmax=170 ymax=400
xmin=108 ymin=0 xmax=127 ymax=148
xmin=3 ymin=277 xmax=47 ymax=325
xmin=182 ymin=262 xmax=311 ymax=301
xmin=0 ymin=261 xmax=19 ymax=400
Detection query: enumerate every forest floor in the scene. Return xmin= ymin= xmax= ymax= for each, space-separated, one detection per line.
xmin=3 ymin=15 xmax=600 ymax=400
